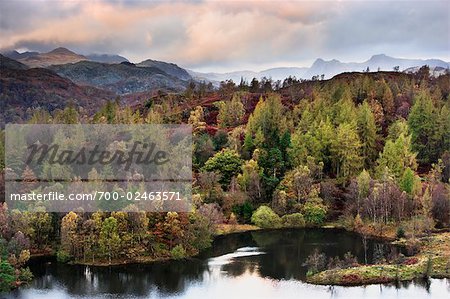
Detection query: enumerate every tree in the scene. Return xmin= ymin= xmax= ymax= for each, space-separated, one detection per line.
xmin=237 ymin=159 xmax=263 ymax=203
xmin=400 ymin=167 xmax=416 ymax=196
xmin=357 ymin=101 xmax=379 ymax=168
xmin=29 ymin=211 xmax=52 ymax=249
xmin=251 ymin=206 xmax=281 ymax=228
xmin=376 ymin=132 xmax=417 ymax=180
xmin=197 ymin=171 xmax=224 ymax=204
xmin=381 ymin=82 xmax=395 ymax=121
xmin=334 ymin=87 xmax=357 ymax=126
xmin=408 ymin=91 xmax=437 ymax=163
xmin=202 ymin=148 xmax=243 ymax=189
xmin=302 ymin=187 xmax=327 ymax=226
xmin=193 ymin=133 xmax=215 ymax=168
xmin=217 ymin=93 xmax=245 ymax=128
xmin=188 ymin=106 xmax=206 ymax=135
xmin=246 ymin=94 xmax=287 ymax=149
xmin=356 ymin=170 xmax=371 ymax=214
xmin=60 ymin=212 xmax=79 ymax=259
xmin=99 ymin=217 xmax=121 ymax=264
xmin=281 ymin=213 xmax=305 ymax=228
xmin=331 ymin=123 xmax=363 ymax=181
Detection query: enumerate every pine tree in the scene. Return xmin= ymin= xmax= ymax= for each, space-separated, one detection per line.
xmin=331 ymin=123 xmax=363 ymax=181
xmin=408 ymin=91 xmax=437 ymax=163
xmin=357 ymin=101 xmax=379 ymax=169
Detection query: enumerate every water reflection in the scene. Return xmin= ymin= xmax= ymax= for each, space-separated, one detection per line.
xmin=8 ymin=229 xmax=450 ymax=299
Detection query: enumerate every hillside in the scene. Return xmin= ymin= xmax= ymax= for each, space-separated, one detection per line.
xmin=85 ymin=54 xmax=129 ymax=64
xmin=17 ymin=47 xmax=87 ymax=68
xmin=0 ymin=60 xmax=114 ymax=125
xmin=49 ymin=60 xmax=192 ymax=95
xmin=0 ymin=54 xmax=28 ymax=70
xmin=137 ymin=59 xmax=192 ymax=81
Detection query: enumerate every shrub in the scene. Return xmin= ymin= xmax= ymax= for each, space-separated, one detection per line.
xmin=281 ymin=213 xmax=305 ymax=228
xmin=251 ymin=206 xmax=282 ymax=228
xmin=302 ymin=201 xmax=327 ymax=226
xmin=304 ymin=249 xmax=327 ymax=275
xmin=56 ymin=249 xmax=72 ymax=263
xmin=0 ymin=260 xmax=15 ymax=292
xmin=396 ymin=226 xmax=406 ymax=239
xmin=342 ymin=252 xmax=358 ymax=268
xmin=232 ymin=202 xmax=254 ymax=223
xmin=18 ymin=267 xmax=33 ymax=283
xmin=171 ymin=245 xmax=187 ymax=260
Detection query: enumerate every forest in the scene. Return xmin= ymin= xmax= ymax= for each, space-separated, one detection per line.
xmin=0 ymin=66 xmax=449 ymax=291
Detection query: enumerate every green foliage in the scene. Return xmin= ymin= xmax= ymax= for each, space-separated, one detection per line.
xmin=408 ymin=91 xmax=442 ymax=163
xmin=396 ymin=227 xmax=406 ymax=239
xmin=99 ymin=217 xmax=121 ymax=263
xmin=0 ymin=260 xmax=15 ymax=292
xmin=232 ymin=202 xmax=254 ymax=223
xmin=302 ymin=188 xmax=328 ymax=226
xmin=18 ymin=267 xmax=33 ymax=283
xmin=246 ymin=94 xmax=287 ymax=149
xmin=251 ymin=206 xmax=282 ymax=228
xmin=302 ymin=201 xmax=327 ymax=226
xmin=170 ymin=245 xmax=187 ymax=260
xmin=331 ymin=123 xmax=363 ymax=181
xmin=202 ymin=148 xmax=243 ymax=189
xmin=217 ymin=93 xmax=245 ymax=128
xmin=281 ymin=213 xmax=305 ymax=228
xmin=376 ymin=132 xmax=417 ymax=180
xmin=357 ymin=101 xmax=379 ymax=168
xmin=56 ymin=249 xmax=72 ymax=263
xmin=237 ymin=159 xmax=263 ymax=203
xmin=400 ymin=167 xmax=416 ymax=195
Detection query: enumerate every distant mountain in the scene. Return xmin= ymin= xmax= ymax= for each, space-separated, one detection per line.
xmin=192 ymin=54 xmax=450 ymax=82
xmin=304 ymin=54 xmax=450 ymax=79
xmin=86 ymin=54 xmax=129 ymax=64
xmin=17 ymin=47 xmax=87 ymax=68
xmin=0 ymin=56 xmax=114 ymax=125
xmin=137 ymin=59 xmax=192 ymax=81
xmin=188 ymin=67 xmax=308 ymax=85
xmin=3 ymin=50 xmax=39 ymax=60
xmin=0 ymin=54 xmax=29 ymax=70
xmin=49 ymin=60 xmax=192 ymax=95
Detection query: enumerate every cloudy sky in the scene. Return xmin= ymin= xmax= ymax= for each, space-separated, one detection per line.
xmin=0 ymin=0 xmax=449 ymax=72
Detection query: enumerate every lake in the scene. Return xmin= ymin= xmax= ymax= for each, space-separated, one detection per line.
xmin=7 ymin=229 xmax=450 ymax=299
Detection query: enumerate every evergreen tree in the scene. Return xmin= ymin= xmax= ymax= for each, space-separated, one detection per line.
xmin=408 ymin=91 xmax=437 ymax=163
xmin=357 ymin=101 xmax=379 ymax=169
xmin=331 ymin=123 xmax=363 ymax=181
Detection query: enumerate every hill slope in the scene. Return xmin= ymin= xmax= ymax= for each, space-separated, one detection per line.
xmin=17 ymin=47 xmax=87 ymax=68
xmin=49 ymin=60 xmax=192 ymax=95
xmin=0 ymin=58 xmax=114 ymax=125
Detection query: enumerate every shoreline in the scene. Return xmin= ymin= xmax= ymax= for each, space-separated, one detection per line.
xmin=307 ymin=223 xmax=450 ymax=286
xmin=28 ymin=224 xmax=450 ymax=287
xmin=29 ymin=223 xmax=260 ymax=267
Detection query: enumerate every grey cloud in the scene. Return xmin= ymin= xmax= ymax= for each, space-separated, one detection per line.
xmin=0 ymin=0 xmax=448 ymax=71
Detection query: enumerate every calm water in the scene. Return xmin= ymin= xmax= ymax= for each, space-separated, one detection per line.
xmin=7 ymin=229 xmax=450 ymax=299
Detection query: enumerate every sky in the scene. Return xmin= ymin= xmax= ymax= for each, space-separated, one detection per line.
xmin=0 ymin=0 xmax=449 ymax=72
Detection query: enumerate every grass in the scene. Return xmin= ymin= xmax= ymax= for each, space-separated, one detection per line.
xmin=307 ymin=232 xmax=450 ymax=286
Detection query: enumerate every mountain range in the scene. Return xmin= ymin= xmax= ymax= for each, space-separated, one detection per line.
xmin=1 ymin=47 xmax=449 ymax=126
xmin=191 ymin=54 xmax=449 ymax=83
xmin=0 ymin=54 xmax=114 ymax=125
